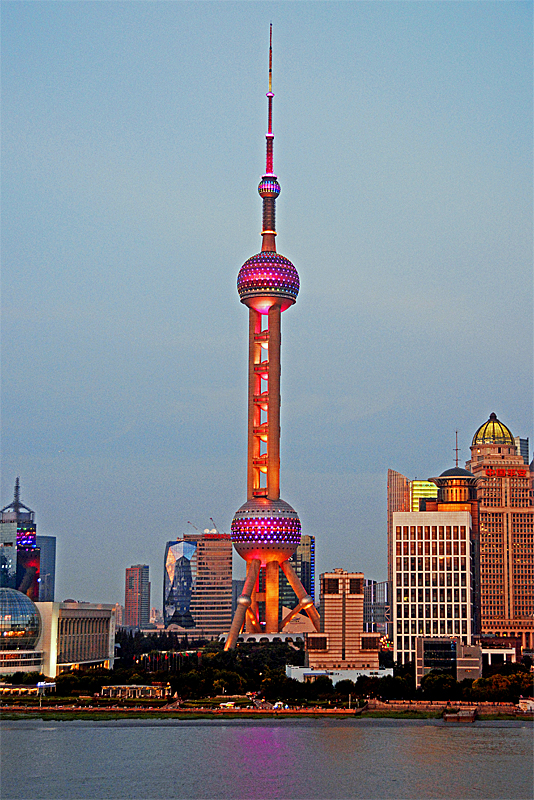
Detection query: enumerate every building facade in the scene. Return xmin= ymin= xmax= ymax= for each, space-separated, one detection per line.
xmin=36 ymin=535 xmax=56 ymax=602
xmin=0 ymin=589 xmax=115 ymax=677
xmin=124 ymin=565 xmax=150 ymax=628
xmin=1 ymin=479 xmax=40 ymax=601
xmin=164 ymin=532 xmax=232 ymax=637
xmin=363 ymin=579 xmax=391 ymax=638
xmin=415 ymin=637 xmax=482 ymax=687
xmin=306 ymin=570 xmax=381 ymax=670
xmin=37 ymin=601 xmax=116 ymax=676
xmin=387 ymin=471 xmax=438 ymax=583
xmin=0 ymin=588 xmax=44 ymax=675
xmin=392 ymin=510 xmax=474 ymax=665
xmin=465 ymin=413 xmax=533 ymax=652
xmin=410 ymin=480 xmax=438 ymax=512
xmin=387 ymin=470 xmax=410 ymax=584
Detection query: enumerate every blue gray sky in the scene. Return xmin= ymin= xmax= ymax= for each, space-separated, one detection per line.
xmin=2 ymin=2 xmax=532 ymax=606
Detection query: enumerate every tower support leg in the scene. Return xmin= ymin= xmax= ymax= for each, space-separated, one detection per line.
xmin=280 ymin=559 xmax=321 ymax=631
xmin=224 ymin=559 xmax=261 ymax=650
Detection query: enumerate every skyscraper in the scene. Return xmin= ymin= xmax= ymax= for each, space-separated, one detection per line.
xmin=387 ymin=470 xmax=410 ymax=584
xmin=36 ymin=535 xmax=56 ymax=602
xmin=306 ymin=570 xmax=381 ymax=670
xmin=163 ymin=532 xmax=232 ymax=637
xmin=0 ymin=479 xmax=40 ymax=601
xmin=225 ymin=28 xmax=320 ymax=649
xmin=465 ymin=412 xmax=533 ymax=652
xmin=363 ymin=579 xmax=391 ymax=637
xmin=391 ymin=467 xmax=480 ymax=664
xmin=387 ymin=470 xmax=438 ymax=584
xmin=124 ymin=564 xmax=150 ymax=628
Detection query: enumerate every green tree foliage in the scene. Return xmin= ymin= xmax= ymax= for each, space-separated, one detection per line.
xmin=334 ymin=679 xmax=355 ymax=697
xmin=30 ymin=633 xmax=531 ymax=704
xmin=472 ymin=672 xmax=533 ymax=704
xmin=420 ymin=671 xmax=459 ymax=701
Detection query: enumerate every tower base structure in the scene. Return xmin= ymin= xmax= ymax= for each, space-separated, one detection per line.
xmin=224 ymin=557 xmax=320 ymax=650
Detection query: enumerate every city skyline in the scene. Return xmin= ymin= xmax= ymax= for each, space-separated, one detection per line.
xmin=2 ymin=3 xmax=531 ymax=604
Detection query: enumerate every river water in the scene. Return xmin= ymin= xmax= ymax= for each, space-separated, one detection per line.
xmin=1 ymin=718 xmax=532 ymax=800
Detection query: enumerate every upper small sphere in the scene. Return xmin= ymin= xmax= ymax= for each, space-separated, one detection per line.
xmin=472 ymin=412 xmax=514 ymax=446
xmin=237 ymin=252 xmax=299 ymax=313
xmin=0 ymin=588 xmax=42 ymax=651
xmin=258 ymin=178 xmax=280 ymax=198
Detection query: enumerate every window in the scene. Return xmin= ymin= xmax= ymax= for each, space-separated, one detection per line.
xmin=324 ymin=578 xmax=339 ymax=594
xmin=307 ymin=636 xmax=327 ymax=651
xmin=362 ymin=637 xmax=379 ymax=650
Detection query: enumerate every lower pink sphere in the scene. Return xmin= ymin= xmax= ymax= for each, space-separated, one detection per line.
xmin=231 ymin=497 xmax=301 ymax=565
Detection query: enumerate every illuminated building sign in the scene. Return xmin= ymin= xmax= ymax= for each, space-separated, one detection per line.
xmin=485 ymin=468 xmax=527 ymax=477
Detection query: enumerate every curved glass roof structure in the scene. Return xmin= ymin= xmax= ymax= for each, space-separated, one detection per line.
xmin=472 ymin=412 xmax=514 ymax=446
xmin=0 ymin=588 xmax=41 ymax=651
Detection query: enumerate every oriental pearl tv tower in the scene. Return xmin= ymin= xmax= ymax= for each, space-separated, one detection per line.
xmin=225 ymin=27 xmax=320 ymax=650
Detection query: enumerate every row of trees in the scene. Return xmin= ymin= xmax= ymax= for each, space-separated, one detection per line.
xmin=7 ymin=640 xmax=533 ymax=705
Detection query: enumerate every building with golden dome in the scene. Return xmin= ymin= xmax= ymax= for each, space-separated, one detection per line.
xmin=465 ymin=413 xmax=533 ymax=653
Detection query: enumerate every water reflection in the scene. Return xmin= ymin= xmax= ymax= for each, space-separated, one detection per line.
xmin=1 ymin=719 xmax=532 ymax=800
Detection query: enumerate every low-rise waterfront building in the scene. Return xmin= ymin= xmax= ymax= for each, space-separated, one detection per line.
xmin=37 ymin=600 xmax=116 ymax=676
xmin=415 ymin=636 xmax=482 ymax=687
xmin=286 ymin=665 xmax=393 ymax=685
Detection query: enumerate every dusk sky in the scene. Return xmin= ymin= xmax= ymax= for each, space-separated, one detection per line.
xmin=2 ymin=2 xmax=532 ymax=607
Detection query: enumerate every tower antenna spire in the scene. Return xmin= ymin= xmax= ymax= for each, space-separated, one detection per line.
xmin=269 ymin=23 xmax=272 ymax=94
xmin=454 ymin=431 xmax=461 ymax=468
xmin=258 ymin=24 xmax=279 ymax=252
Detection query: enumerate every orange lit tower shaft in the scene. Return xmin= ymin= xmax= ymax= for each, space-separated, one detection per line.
xmin=225 ymin=29 xmax=320 ymax=649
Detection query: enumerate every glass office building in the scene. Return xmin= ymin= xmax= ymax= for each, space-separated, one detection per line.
xmin=164 ymin=533 xmax=233 ymax=637
xmin=36 ymin=535 xmax=56 ymax=602
xmin=164 ymin=539 xmax=198 ymax=628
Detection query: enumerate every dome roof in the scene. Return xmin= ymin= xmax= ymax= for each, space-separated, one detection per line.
xmin=439 ymin=467 xmax=476 ymax=479
xmin=237 ymin=252 xmax=299 ymax=312
xmin=0 ymin=588 xmax=41 ymax=651
xmin=472 ymin=412 xmax=514 ymax=446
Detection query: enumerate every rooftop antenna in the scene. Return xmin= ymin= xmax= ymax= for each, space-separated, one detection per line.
xmin=187 ymin=521 xmax=201 ymax=533
xmin=454 ymin=431 xmax=461 ymax=467
xmin=14 ymin=477 xmax=21 ymax=508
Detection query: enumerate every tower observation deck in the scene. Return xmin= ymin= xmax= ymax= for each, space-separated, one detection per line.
xmin=225 ymin=28 xmax=320 ymax=649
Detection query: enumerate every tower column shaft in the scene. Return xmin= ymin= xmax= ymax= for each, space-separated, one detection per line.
xmin=267 ymin=304 xmax=281 ymax=501
xmin=265 ymin=560 xmax=280 ymax=633
xmin=246 ymin=574 xmax=260 ymax=632
xmin=247 ymin=308 xmax=262 ymax=499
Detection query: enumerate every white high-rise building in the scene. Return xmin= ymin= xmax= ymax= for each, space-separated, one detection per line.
xmin=392 ymin=510 xmax=474 ymax=665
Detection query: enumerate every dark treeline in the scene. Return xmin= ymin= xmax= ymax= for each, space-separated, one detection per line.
xmin=6 ymin=636 xmax=533 ymax=705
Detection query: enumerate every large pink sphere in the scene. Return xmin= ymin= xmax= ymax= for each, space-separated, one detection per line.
xmin=237 ymin=252 xmax=299 ymax=313
xmin=231 ymin=497 xmax=301 ymax=564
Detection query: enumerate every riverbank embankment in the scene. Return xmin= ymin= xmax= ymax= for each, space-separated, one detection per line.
xmin=1 ymin=701 xmax=532 ymax=722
